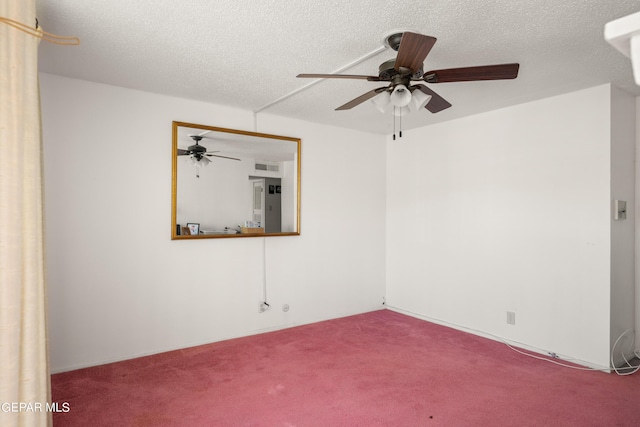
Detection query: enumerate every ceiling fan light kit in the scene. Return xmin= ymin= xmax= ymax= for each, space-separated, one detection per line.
xmin=390 ymin=84 xmax=412 ymax=107
xmin=372 ymin=87 xmax=433 ymax=116
xmin=410 ymin=89 xmax=432 ymax=111
xmin=297 ymin=29 xmax=520 ymax=137
xmin=191 ymin=156 xmax=211 ymax=166
xmin=371 ymin=91 xmax=391 ymax=112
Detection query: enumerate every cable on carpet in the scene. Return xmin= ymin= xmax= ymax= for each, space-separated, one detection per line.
xmin=610 ymin=329 xmax=640 ymax=376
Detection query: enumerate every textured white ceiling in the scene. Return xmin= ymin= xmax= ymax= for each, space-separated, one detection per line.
xmin=35 ymin=0 xmax=640 ymax=134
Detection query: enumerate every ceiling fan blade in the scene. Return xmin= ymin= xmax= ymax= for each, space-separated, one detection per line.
xmin=394 ymin=32 xmax=437 ymax=73
xmin=297 ymin=73 xmax=381 ymax=81
xmin=335 ymin=87 xmax=388 ymax=111
xmin=424 ymin=63 xmax=520 ymax=83
xmin=205 ymin=154 xmax=241 ymax=161
xmin=177 ymin=149 xmax=190 ymax=155
xmin=413 ymin=85 xmax=452 ymax=113
xmin=189 ymin=131 xmax=212 ymax=137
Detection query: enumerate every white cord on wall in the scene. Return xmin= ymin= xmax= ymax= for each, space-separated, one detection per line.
xmin=262 ymin=236 xmax=267 ymax=301
xmin=251 ymin=112 xmax=270 ymax=313
xmin=258 ymin=236 xmax=270 ymax=313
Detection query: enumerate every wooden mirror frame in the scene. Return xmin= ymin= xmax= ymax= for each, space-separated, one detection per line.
xmin=171 ymin=121 xmax=301 ymax=239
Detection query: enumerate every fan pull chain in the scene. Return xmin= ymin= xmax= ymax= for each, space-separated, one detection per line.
xmin=393 ymin=107 xmax=396 ymax=140
xmin=0 ymin=17 xmax=80 ymax=45
xmin=392 ymin=107 xmax=403 ymax=140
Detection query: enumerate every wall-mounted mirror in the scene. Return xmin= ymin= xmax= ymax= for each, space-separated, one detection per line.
xmin=172 ymin=121 xmax=301 ymax=239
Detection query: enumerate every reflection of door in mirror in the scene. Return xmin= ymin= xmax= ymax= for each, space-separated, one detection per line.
xmin=251 ymin=178 xmax=282 ymax=233
xmin=264 ymin=178 xmax=282 ymax=233
xmin=252 ymin=179 xmax=264 ymax=226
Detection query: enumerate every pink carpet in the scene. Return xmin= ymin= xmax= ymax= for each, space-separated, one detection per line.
xmin=51 ymin=310 xmax=640 ymax=426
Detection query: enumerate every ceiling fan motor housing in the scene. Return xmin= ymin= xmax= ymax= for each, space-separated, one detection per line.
xmin=188 ymin=144 xmax=206 ymax=154
xmin=378 ymin=58 xmax=424 ymax=83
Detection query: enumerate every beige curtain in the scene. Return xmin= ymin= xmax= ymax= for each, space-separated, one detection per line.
xmin=0 ymin=0 xmax=52 ymax=426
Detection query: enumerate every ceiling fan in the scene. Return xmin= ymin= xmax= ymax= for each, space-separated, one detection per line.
xmin=297 ymin=31 xmax=520 ymax=114
xmin=177 ymin=133 xmax=241 ymax=162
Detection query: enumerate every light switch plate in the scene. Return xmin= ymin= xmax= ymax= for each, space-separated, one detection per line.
xmin=614 ymin=200 xmax=627 ymax=220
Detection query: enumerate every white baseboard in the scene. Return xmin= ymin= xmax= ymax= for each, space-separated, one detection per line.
xmin=385 ymin=305 xmax=612 ymax=373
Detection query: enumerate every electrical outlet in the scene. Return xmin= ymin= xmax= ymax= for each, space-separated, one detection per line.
xmin=282 ymin=304 xmax=290 ymax=312
xmin=259 ymin=302 xmax=270 ymax=313
xmin=507 ymin=311 xmax=516 ymax=325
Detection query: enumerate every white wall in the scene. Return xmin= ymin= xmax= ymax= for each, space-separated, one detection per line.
xmin=40 ymin=73 xmax=636 ymax=372
xmin=40 ymin=74 xmax=387 ymax=372
xmin=609 ymin=86 xmax=636 ymax=366
xmin=636 ymin=96 xmax=640 ymax=349
xmin=386 ymin=84 xmax=629 ymax=368
xmin=176 ymin=153 xmax=253 ymax=231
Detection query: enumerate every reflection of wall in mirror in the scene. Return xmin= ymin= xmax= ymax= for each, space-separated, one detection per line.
xmin=176 ymin=154 xmax=251 ymax=231
xmin=177 ymin=153 xmax=297 ymax=233
xmin=281 ymin=153 xmax=297 ymax=233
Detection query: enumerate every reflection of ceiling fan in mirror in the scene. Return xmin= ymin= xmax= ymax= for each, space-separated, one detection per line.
xmin=297 ymin=30 xmax=520 ymax=116
xmin=177 ymin=133 xmax=242 ymax=163
xmin=178 ymin=132 xmax=242 ymax=178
